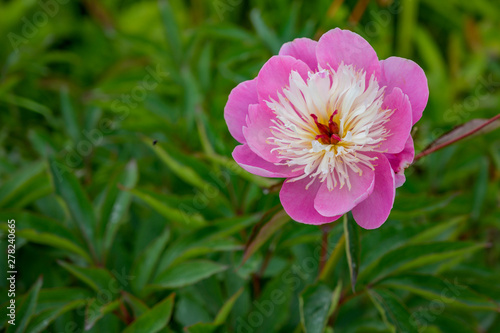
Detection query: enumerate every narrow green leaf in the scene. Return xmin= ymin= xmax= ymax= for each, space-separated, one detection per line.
xmin=36 ymin=287 xmax=92 ymax=311
xmin=0 ymin=212 xmax=91 ymax=263
xmin=358 ymin=242 xmax=484 ymax=286
xmin=299 ymin=283 xmax=335 ymax=333
xmin=185 ymin=323 xmax=217 ymax=333
xmin=15 ymin=228 xmax=91 ymax=263
xmin=122 ymin=292 xmax=149 ymax=319
xmin=344 ymin=214 xmax=360 ymax=291
xmin=48 ymin=157 xmax=98 ymax=256
xmin=328 ymin=281 xmax=343 ymax=319
xmin=6 ymin=276 xmax=43 ymax=333
xmin=142 ymin=137 xmax=213 ymax=193
xmin=185 ymin=288 xmax=244 ymax=333
xmin=58 ymin=261 xmax=117 ymax=293
xmin=0 ymin=161 xmax=45 ymax=207
xmin=407 ymin=216 xmax=465 ymax=244
xmin=319 ymin=234 xmax=345 ymax=282
xmin=378 ymin=274 xmax=498 ymax=310
xmin=122 ymin=293 xmax=174 ymax=333
xmin=151 ymin=260 xmax=227 ymax=290
xmin=250 ymin=9 xmax=281 ymax=53
xmin=60 ymin=87 xmax=80 ymax=143
xmin=131 ymin=227 xmax=171 ymax=293
xmin=214 ymin=287 xmax=244 ymax=325
xmin=205 ymin=153 xmax=275 ymax=188
xmin=26 ymin=299 xmax=86 ymax=333
xmin=158 ymin=0 xmax=182 ymax=65
xmin=100 ymin=160 xmax=139 ymax=253
xmin=472 ymin=157 xmax=489 ymax=220
xmin=130 ymin=188 xmax=207 ymax=227
xmin=368 ymin=288 xmax=418 ymax=333
xmin=85 ymin=298 xmax=121 ymax=330
xmin=242 ymin=210 xmax=290 ymax=264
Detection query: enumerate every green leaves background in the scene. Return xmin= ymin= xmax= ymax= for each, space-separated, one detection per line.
xmin=0 ymin=0 xmax=499 ymax=332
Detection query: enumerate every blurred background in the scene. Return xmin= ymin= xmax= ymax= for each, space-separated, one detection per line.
xmin=0 ymin=0 xmax=499 ymax=332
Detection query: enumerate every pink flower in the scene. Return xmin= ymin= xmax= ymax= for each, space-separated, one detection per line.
xmin=224 ymin=28 xmax=428 ymax=229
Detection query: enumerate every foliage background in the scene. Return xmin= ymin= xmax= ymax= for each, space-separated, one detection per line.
xmin=0 ymin=0 xmax=499 ymax=332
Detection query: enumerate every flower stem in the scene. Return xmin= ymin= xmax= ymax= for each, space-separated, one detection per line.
xmin=415 ymin=113 xmax=500 ymax=161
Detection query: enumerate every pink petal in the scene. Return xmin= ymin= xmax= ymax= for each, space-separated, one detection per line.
xmin=224 ymin=78 xmax=258 ymax=143
xmin=352 ymin=153 xmax=395 ymax=229
xmin=316 ymin=28 xmax=381 ymax=82
xmin=380 ymin=57 xmax=429 ymax=125
xmin=232 ymin=144 xmax=301 ymax=178
xmin=243 ymin=104 xmax=281 ymax=163
xmin=385 ymin=135 xmax=415 ymax=188
xmin=314 ymin=163 xmax=375 ymax=217
xmin=378 ymin=87 xmax=413 ymax=154
xmin=257 ymin=55 xmax=311 ymax=111
xmin=280 ymin=176 xmax=340 ymax=224
xmin=279 ymin=38 xmax=319 ymax=72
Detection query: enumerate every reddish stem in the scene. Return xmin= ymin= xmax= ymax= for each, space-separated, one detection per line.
xmin=415 ymin=113 xmax=500 ymax=161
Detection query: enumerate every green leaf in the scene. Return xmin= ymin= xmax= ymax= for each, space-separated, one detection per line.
xmin=407 ymin=216 xmax=465 ymax=244
xmin=6 ymin=276 xmax=43 ymax=333
xmin=214 ymin=287 xmax=244 ymax=325
xmin=185 ymin=288 xmax=243 ymax=333
xmin=205 ymin=153 xmax=275 ymax=188
xmin=142 ymin=137 xmax=214 ymax=193
xmin=156 ymin=215 xmax=258 ymax=273
xmin=344 ymin=214 xmax=360 ymax=291
xmin=122 ymin=293 xmax=174 ymax=333
xmin=151 ymin=260 xmax=227 ymax=290
xmin=242 ymin=210 xmax=290 ymax=264
xmin=368 ymin=288 xmax=418 ymax=333
xmin=0 ymin=161 xmax=45 ymax=207
xmin=58 ymin=261 xmax=117 ymax=293
xmin=319 ymin=234 xmax=345 ymax=282
xmin=26 ymin=299 xmax=86 ymax=333
xmin=99 ymin=160 xmax=139 ymax=254
xmin=0 ymin=212 xmax=91 ymax=263
xmin=158 ymin=0 xmax=182 ymax=65
xmin=358 ymin=242 xmax=484 ymax=286
xmin=378 ymin=274 xmax=498 ymax=310
xmin=130 ymin=188 xmax=207 ymax=227
xmin=299 ymin=283 xmax=336 ymax=333
xmin=85 ymin=298 xmax=122 ymax=330
xmin=36 ymin=287 xmax=92 ymax=312
xmin=48 ymin=157 xmax=98 ymax=257
xmin=250 ymin=9 xmax=281 ymax=53
xmin=131 ymin=227 xmax=171 ymax=293
xmin=122 ymin=292 xmax=149 ymax=319
xmin=60 ymin=87 xmax=80 ymax=143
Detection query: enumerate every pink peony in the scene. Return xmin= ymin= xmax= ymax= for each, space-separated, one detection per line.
xmin=224 ymin=28 xmax=428 ymax=229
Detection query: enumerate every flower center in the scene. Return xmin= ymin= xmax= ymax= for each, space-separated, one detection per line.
xmin=311 ymin=111 xmax=341 ymax=145
xmin=265 ymin=64 xmax=393 ymax=191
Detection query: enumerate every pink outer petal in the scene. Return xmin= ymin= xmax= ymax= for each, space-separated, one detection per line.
xmin=352 ymin=153 xmax=395 ymax=229
xmin=224 ymin=78 xmax=258 ymax=144
xmin=316 ymin=28 xmax=381 ymax=82
xmin=279 ymin=38 xmax=319 ymax=72
xmin=232 ymin=144 xmax=301 ymax=178
xmin=380 ymin=57 xmax=429 ymax=125
xmin=385 ymin=135 xmax=415 ymax=188
xmin=378 ymin=87 xmax=413 ymax=154
xmin=243 ymin=104 xmax=281 ymax=163
xmin=257 ymin=55 xmax=311 ymax=111
xmin=314 ymin=163 xmax=375 ymax=217
xmin=280 ymin=176 xmax=341 ymax=225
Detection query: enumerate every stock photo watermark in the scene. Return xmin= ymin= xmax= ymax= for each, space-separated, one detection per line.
xmin=8 ymin=0 xmax=70 ymax=52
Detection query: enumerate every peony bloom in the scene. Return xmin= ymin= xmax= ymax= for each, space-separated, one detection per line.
xmin=224 ymin=28 xmax=428 ymax=229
